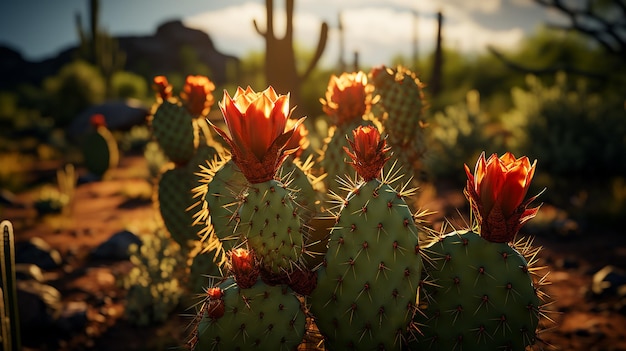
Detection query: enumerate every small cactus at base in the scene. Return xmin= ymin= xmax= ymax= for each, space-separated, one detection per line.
xmin=411 ymin=152 xmax=548 ymax=350
xmin=190 ymin=277 xmax=306 ymax=350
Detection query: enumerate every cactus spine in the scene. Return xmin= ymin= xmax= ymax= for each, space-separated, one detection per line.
xmin=310 ymin=126 xmax=424 ymax=350
xmin=0 ymin=220 xmax=20 ymax=351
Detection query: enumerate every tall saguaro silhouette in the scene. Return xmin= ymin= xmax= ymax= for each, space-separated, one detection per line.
xmin=253 ymin=0 xmax=328 ymax=110
xmin=430 ymin=11 xmax=444 ymax=98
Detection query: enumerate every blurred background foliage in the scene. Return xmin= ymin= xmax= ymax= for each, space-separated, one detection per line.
xmin=0 ymin=3 xmax=624 ymax=224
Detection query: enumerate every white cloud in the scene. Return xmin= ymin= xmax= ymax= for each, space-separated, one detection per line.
xmin=183 ymin=1 xmax=527 ymax=67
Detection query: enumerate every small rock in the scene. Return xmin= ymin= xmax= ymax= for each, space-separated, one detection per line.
xmin=55 ymin=301 xmax=88 ymax=334
xmin=15 ymin=237 xmax=63 ymax=270
xmin=591 ymin=265 xmax=626 ymax=296
xmin=15 ymin=263 xmax=45 ymax=282
xmin=17 ymin=280 xmax=62 ymax=330
xmin=90 ymin=230 xmax=141 ymax=261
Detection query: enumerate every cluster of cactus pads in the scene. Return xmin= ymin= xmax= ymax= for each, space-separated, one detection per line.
xmin=145 ymin=66 xmax=550 ymax=350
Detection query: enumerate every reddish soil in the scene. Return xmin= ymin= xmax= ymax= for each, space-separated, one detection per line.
xmin=4 ymin=154 xmax=626 ymax=351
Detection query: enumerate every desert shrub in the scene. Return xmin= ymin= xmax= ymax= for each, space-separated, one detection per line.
xmin=121 ymin=226 xmax=185 ymax=326
xmin=43 ymin=60 xmax=105 ymax=127
xmin=501 ymin=72 xmax=626 ymax=178
xmin=423 ymin=90 xmax=502 ymax=184
xmin=110 ymin=71 xmax=148 ymax=100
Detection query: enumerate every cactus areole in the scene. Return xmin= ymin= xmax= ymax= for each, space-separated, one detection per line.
xmin=344 ymin=125 xmax=391 ymax=181
xmin=212 ymin=86 xmax=305 ymax=184
xmin=464 ymin=152 xmax=541 ymax=242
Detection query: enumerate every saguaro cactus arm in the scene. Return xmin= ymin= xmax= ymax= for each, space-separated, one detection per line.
xmin=301 ymin=21 xmax=328 ymax=82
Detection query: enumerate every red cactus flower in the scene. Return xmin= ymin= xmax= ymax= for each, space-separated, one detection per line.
xmin=464 ymin=152 xmax=541 ymax=243
xmin=321 ymin=71 xmax=374 ymax=126
xmin=212 ymin=86 xmax=305 ymax=184
xmin=344 ymin=125 xmax=391 ymax=181
xmin=153 ymin=76 xmax=173 ymax=102
xmin=230 ymin=248 xmax=259 ymax=289
xmin=180 ymin=75 xmax=215 ymax=117
xmin=90 ymin=114 xmax=107 ymax=128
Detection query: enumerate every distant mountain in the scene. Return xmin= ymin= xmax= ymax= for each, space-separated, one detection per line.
xmin=0 ymin=20 xmax=239 ymax=90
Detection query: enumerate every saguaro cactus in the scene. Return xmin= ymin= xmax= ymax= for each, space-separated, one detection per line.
xmin=253 ymin=0 xmax=328 ymax=107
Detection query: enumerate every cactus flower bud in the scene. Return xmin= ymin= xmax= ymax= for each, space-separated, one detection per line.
xmin=344 ymin=126 xmax=391 ymax=181
xmin=205 ymin=287 xmax=225 ymax=319
xmin=180 ymin=75 xmax=215 ymax=117
xmin=464 ymin=152 xmax=541 ymax=243
xmin=230 ymin=248 xmax=259 ymax=289
xmin=153 ymin=76 xmax=173 ymax=102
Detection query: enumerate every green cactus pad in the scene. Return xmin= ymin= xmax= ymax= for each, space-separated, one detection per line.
xmin=157 ymin=166 xmax=199 ymax=247
xmin=310 ymin=179 xmax=423 ymax=350
xmin=371 ymin=66 xmax=428 ymax=174
xmin=238 ymin=180 xmax=305 ymax=274
xmin=82 ymin=126 xmax=119 ymax=178
xmin=151 ymin=100 xmax=198 ymax=165
xmin=192 ymin=277 xmax=306 ymax=350
xmin=411 ymin=230 xmax=541 ymax=351
xmin=278 ymin=156 xmax=325 ymax=222
xmin=193 ymin=157 xmax=247 ymax=266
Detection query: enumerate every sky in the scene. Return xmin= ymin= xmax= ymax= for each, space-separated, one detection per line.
xmin=0 ymin=0 xmax=567 ymax=67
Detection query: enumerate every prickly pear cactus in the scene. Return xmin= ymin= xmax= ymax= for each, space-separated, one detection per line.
xmin=149 ymin=75 xmax=217 ymax=166
xmin=189 ymin=277 xmax=306 ymax=350
xmin=411 ymin=152 xmax=548 ymax=350
xmin=208 ymin=86 xmax=310 ymax=275
xmin=156 ymin=165 xmax=199 ymax=247
xmin=192 ymin=156 xmax=247 ymax=266
xmin=319 ymin=71 xmax=380 ymax=195
xmin=238 ymin=179 xmax=306 ymax=274
xmin=370 ymin=65 xmax=428 ymax=176
xmin=310 ymin=126 xmax=423 ymax=350
xmin=82 ymin=114 xmax=119 ymax=178
xmin=413 ymin=230 xmax=542 ymax=350
xmin=150 ymin=100 xmax=199 ymax=165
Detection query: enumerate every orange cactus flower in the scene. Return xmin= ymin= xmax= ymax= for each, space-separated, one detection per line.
xmin=344 ymin=125 xmax=391 ymax=181
xmin=153 ymin=76 xmax=173 ymax=102
xmin=180 ymin=75 xmax=216 ymax=117
xmin=212 ymin=86 xmax=305 ymax=184
xmin=230 ymin=248 xmax=259 ymax=289
xmin=464 ymin=152 xmax=541 ymax=243
xmin=320 ymin=71 xmax=374 ymax=126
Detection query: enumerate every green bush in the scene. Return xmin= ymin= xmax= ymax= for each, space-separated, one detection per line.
xmin=110 ymin=71 xmax=148 ymax=100
xmin=501 ymin=72 xmax=626 ymax=178
xmin=43 ymin=60 xmax=106 ymax=127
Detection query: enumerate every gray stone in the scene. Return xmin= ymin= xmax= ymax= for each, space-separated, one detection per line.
xmin=15 ymin=237 xmax=63 ymax=270
xmin=91 ymin=230 xmax=142 ymax=261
